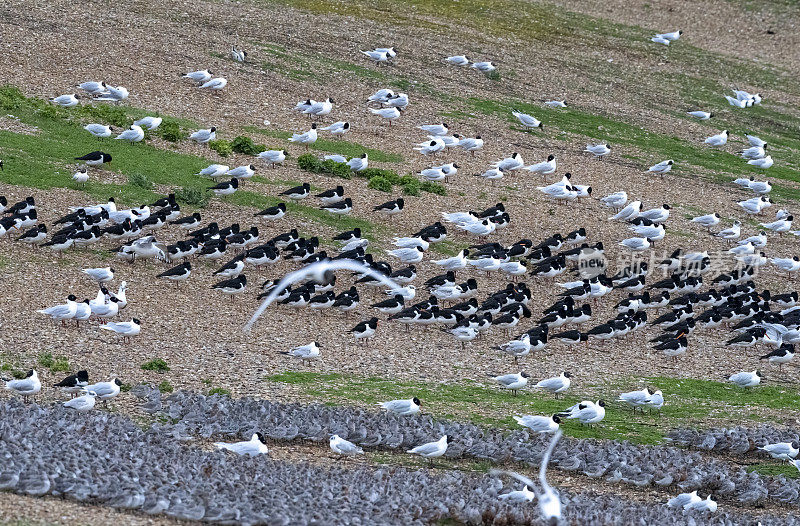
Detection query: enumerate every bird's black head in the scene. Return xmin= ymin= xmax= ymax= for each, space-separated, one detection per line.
xmin=547 ymin=154 xmax=555 ymax=161
xmin=77 ymin=370 xmax=89 ymax=382
xmin=597 ymin=399 xmax=606 ymax=407
xmin=256 ymin=432 xmax=267 ymax=444
xmin=210 ymin=127 xmax=217 ymax=132
xmin=413 ymin=397 xmax=421 ymax=406
xmin=132 ymin=318 xmax=141 ymax=325
xmin=311 ymin=123 xmax=317 ymax=129
xmin=520 ymin=372 xmax=530 ymax=378
xmin=446 ymin=436 xmax=454 ymax=444
xmin=552 ymin=415 xmax=561 ymax=423
xmin=114 ymin=378 xmax=123 ymax=386
xmin=25 ymin=370 xmax=34 ymax=378
xmin=396 ymin=198 xmax=404 ymax=207
xmin=67 ymin=294 xmax=77 ymax=301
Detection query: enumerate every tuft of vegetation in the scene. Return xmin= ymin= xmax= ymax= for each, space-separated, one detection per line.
xmin=320 ymin=159 xmax=352 ymax=179
xmin=420 ymin=181 xmax=447 ymax=196
xmin=231 ymin=135 xmax=266 ymax=156
xmin=158 ymin=380 xmax=174 ymax=393
xmin=141 ymin=358 xmax=170 ymax=373
xmin=208 ymin=139 xmax=232 ymax=157
xmin=156 ymin=119 xmax=186 ymax=142
xmin=175 ymin=186 xmax=210 ymax=208
xmin=37 ymin=352 xmax=70 ymax=372
xmin=208 ymin=387 xmax=230 ymax=396
xmin=127 ymin=172 xmax=153 ymax=190
xmin=297 ymin=153 xmax=352 ymax=179
xmin=399 ymin=175 xmax=421 ymax=196
xmin=367 ymin=176 xmax=393 ymax=192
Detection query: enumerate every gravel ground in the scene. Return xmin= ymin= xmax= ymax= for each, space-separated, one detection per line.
xmin=1 ymin=0 xmax=799 ymax=523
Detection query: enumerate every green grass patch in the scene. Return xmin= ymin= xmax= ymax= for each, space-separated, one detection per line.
xmin=0 ymin=86 xmax=213 ymax=206
xmin=647 ymin=376 xmax=800 ymax=411
xmin=747 ymin=463 xmax=800 ymax=479
xmin=225 ymin=190 xmax=383 ymax=239
xmin=141 ymin=358 xmax=170 ymax=373
xmin=265 ymin=372 xmax=800 ymax=445
xmin=244 ymin=126 xmax=403 ymax=163
xmin=208 ymin=387 xmax=231 ymax=396
xmin=158 ymin=380 xmax=174 ymax=393
xmin=266 ymin=372 xmax=667 ymax=444
xmin=37 ymin=352 xmax=70 ymax=372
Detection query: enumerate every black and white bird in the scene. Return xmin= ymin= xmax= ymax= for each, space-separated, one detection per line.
xmin=321 ymin=198 xmax=352 ymax=215
xmin=281 ymin=183 xmax=311 ymax=201
xmin=373 ymin=197 xmax=404 ymax=216
xmin=212 ymin=274 xmax=247 ymax=299
xmin=254 ymin=202 xmax=287 ymax=221
xmin=157 ymin=262 xmax=192 ymax=284
xmin=761 ymin=345 xmax=795 ymax=371
xmin=316 ymin=185 xmax=345 ymax=205
xmin=208 ymin=178 xmax=239 ymax=196
xmin=53 ymin=370 xmax=89 ymax=398
xmin=75 ymin=151 xmax=112 ymax=167
xmin=351 ymin=317 xmax=378 ymax=343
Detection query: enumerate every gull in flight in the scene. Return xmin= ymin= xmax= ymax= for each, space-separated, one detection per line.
xmin=491 ymin=430 xmax=563 ymax=524
xmin=245 ymin=260 xmax=401 ymax=331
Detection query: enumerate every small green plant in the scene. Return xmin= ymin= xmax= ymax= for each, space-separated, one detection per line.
xmin=119 ymin=383 xmax=132 ymax=393
xmin=36 ymin=104 xmax=62 ymax=120
xmin=297 ymin=153 xmax=322 ymax=172
xmin=485 ymin=70 xmax=501 ymax=81
xmin=175 ymin=186 xmax=210 ymax=208
xmin=368 ymin=176 xmax=393 ymax=192
xmin=0 ymin=84 xmax=27 ymax=110
xmin=208 ymin=387 xmax=230 ymax=396
xmin=156 ymin=119 xmax=185 ymax=142
xmin=320 ymin=159 xmax=352 ymax=179
xmin=50 ymin=356 xmax=70 ymax=372
xmin=128 ymin=172 xmax=153 ymax=190
xmin=231 ymin=135 xmax=266 ymax=156
xmin=158 ymin=380 xmax=174 ymax=393
xmin=201 ymin=378 xmax=212 ymax=386
xmin=421 ymin=181 xmax=447 ymax=196
xmin=79 ymin=104 xmax=130 ymax=128
xmin=37 ymin=352 xmax=69 ymax=372
xmin=399 ymin=175 xmax=421 ymax=196
xmin=209 ymin=139 xmax=232 ymax=157
xmin=141 ymin=358 xmax=170 ymax=373
xmin=38 ymin=352 xmax=54 ymax=369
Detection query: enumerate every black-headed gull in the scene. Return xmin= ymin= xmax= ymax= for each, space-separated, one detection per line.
xmin=189 ymin=127 xmax=216 ymax=144
xmin=215 ymin=433 xmax=269 ymax=456
xmin=183 ymin=70 xmax=213 ymax=84
xmin=647 ymin=160 xmax=673 ymax=175
xmin=378 ymin=397 xmax=421 ymax=415
xmin=51 ymin=94 xmax=80 ymax=107
xmin=445 ymin=55 xmax=470 ymax=66
xmin=513 ymin=414 xmax=560 ymax=433
xmin=4 ymin=370 xmax=41 ymax=402
xmin=200 ymin=77 xmax=227 ymax=91
xmin=512 ymin=110 xmax=542 ymax=129
xmin=329 ymin=434 xmax=364 ymax=456
xmin=407 ymin=435 xmax=451 ymax=464
xmin=84 ymin=124 xmax=112 ymax=138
